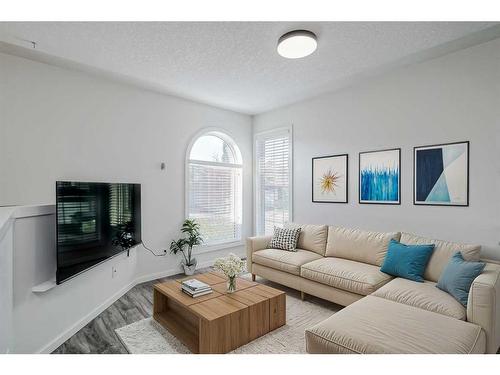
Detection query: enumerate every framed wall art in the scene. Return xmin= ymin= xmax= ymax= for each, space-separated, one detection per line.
xmin=312 ymin=154 xmax=348 ymax=203
xmin=414 ymin=141 xmax=469 ymax=206
xmin=359 ymin=148 xmax=401 ymax=205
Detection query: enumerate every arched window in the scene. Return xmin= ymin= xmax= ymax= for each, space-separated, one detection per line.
xmin=187 ymin=130 xmax=243 ymax=246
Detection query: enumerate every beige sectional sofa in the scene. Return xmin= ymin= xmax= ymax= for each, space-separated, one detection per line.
xmin=246 ymin=224 xmax=500 ymax=354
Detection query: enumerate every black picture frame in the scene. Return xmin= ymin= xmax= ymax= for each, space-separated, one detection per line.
xmin=312 ymin=153 xmax=349 ymax=203
xmin=358 ymin=148 xmax=401 ymax=205
xmin=413 ymin=141 xmax=469 ymax=207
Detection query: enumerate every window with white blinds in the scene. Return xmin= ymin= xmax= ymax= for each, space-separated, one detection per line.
xmin=255 ymin=128 xmax=292 ymax=236
xmin=187 ymin=131 xmax=243 ymax=245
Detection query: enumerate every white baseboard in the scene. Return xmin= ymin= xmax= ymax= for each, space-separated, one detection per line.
xmin=133 ymin=267 xmax=181 ymax=285
xmin=37 ymin=259 xmax=218 ymax=354
xmin=133 ymin=259 xmax=216 ymax=285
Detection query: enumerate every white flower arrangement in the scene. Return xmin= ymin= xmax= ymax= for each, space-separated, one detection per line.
xmin=213 ymin=253 xmax=245 ymax=278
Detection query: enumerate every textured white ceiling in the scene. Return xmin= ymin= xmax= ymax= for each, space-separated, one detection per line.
xmin=0 ymin=22 xmax=498 ymax=114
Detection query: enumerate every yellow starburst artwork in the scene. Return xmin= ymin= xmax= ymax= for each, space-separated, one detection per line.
xmin=320 ymin=169 xmax=342 ymax=194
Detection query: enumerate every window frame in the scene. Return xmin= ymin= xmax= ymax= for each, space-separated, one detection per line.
xmin=185 ymin=128 xmax=244 ymax=253
xmin=253 ymin=126 xmax=293 ymax=236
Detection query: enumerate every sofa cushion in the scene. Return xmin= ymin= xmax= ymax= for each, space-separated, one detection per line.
xmin=305 ymin=295 xmax=485 ymax=354
xmin=325 ymin=226 xmax=401 ymax=266
xmin=400 ymin=233 xmax=481 ymax=282
xmin=300 ymin=257 xmax=393 ymax=295
xmin=437 ymin=252 xmax=485 ymax=306
xmin=372 ymin=278 xmax=466 ymax=320
xmin=380 ymin=240 xmax=435 ymax=282
xmin=286 ymin=223 xmax=328 ymax=256
xmin=252 ymin=248 xmax=322 ymax=276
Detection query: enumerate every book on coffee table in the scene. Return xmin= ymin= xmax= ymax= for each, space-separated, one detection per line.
xmin=181 ymin=278 xmax=212 ymax=297
xmin=181 ymin=287 xmax=213 ymax=298
xmin=182 ymin=278 xmax=210 ymax=290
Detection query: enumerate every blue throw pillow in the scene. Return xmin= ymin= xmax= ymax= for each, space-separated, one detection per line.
xmin=436 ymin=252 xmax=485 ymax=306
xmin=380 ymin=239 xmax=435 ymax=282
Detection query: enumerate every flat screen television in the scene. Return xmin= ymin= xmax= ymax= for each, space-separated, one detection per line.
xmin=56 ymin=181 xmax=141 ymax=284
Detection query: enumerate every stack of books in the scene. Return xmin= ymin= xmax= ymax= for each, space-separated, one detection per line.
xmin=181 ymin=278 xmax=213 ymax=298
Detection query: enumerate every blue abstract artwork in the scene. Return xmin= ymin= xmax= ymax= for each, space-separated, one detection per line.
xmin=414 ymin=142 xmax=468 ymax=206
xmin=359 ymin=149 xmax=400 ymax=204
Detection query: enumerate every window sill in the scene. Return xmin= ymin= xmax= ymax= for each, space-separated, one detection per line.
xmin=195 ymin=241 xmax=245 ymax=254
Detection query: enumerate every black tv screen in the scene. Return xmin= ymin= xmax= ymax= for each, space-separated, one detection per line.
xmin=56 ymin=181 xmax=141 ymax=284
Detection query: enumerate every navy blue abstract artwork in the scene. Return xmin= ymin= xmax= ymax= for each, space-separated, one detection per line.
xmin=359 ymin=149 xmax=400 ymax=204
xmin=414 ymin=142 xmax=469 ymax=206
xmin=415 ymin=148 xmax=444 ymax=202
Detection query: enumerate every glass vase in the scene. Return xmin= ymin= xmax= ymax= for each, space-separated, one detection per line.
xmin=227 ymin=275 xmax=236 ymax=293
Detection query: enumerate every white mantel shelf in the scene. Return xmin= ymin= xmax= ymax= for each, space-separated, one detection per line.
xmin=32 ymin=279 xmax=57 ymax=293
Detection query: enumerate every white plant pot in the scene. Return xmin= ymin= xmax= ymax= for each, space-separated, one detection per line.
xmin=182 ymin=258 xmax=197 ymax=275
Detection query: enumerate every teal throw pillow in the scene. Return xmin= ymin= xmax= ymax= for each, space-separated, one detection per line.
xmin=436 ymin=251 xmax=485 ymax=306
xmin=380 ymin=239 xmax=435 ymax=282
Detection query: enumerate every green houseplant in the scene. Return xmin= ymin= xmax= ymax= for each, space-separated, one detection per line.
xmin=170 ymin=219 xmax=203 ymax=275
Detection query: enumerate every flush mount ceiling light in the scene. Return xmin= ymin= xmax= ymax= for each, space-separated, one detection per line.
xmin=277 ymin=30 xmax=317 ymax=59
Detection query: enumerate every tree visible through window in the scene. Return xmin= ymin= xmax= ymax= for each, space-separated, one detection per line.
xmin=187 ymin=131 xmax=243 ymax=245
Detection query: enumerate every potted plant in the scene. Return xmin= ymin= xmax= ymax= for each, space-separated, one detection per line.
xmin=170 ymin=219 xmax=203 ymax=275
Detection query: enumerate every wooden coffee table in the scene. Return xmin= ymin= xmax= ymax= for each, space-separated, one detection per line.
xmin=153 ymin=272 xmax=286 ymax=353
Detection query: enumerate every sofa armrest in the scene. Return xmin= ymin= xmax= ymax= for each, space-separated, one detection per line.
xmin=246 ymin=235 xmax=272 ymax=273
xmin=467 ymin=262 xmax=500 ymax=353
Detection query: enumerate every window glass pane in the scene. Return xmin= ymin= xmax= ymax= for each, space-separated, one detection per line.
xmin=187 ymin=132 xmax=242 ymax=245
xmin=189 ymin=135 xmax=236 ymax=163
xmin=255 ymin=130 xmax=291 ymax=236
xmin=188 ymin=163 xmax=242 ymax=244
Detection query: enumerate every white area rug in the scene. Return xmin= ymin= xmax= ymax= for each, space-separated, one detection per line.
xmin=115 ymin=291 xmax=338 ymax=354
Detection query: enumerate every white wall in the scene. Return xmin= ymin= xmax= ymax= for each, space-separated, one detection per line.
xmin=254 ymin=38 xmax=500 ymax=260
xmin=0 ymin=52 xmax=252 ymax=353
xmin=0 ymin=208 xmax=14 ymax=353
